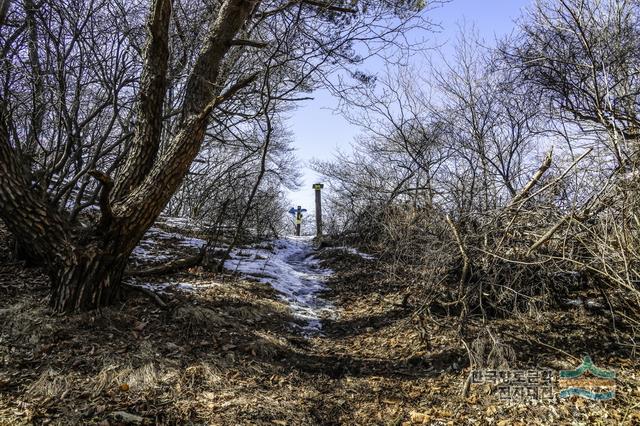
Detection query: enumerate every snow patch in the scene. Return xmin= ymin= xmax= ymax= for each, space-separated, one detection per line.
xmin=224 ymin=236 xmax=335 ymax=335
xmin=131 ymin=245 xmax=172 ymax=262
xmin=565 ymin=298 xmax=603 ymax=308
xmin=129 ymin=280 xmax=220 ymax=294
xmin=330 ymin=246 xmax=376 ymax=260
xmin=130 ymin=226 xmax=206 ymax=264
xmin=143 ymin=227 xmax=205 ymax=246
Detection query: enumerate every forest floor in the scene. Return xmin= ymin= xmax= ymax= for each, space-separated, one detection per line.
xmin=1 ymin=221 xmax=639 ymax=425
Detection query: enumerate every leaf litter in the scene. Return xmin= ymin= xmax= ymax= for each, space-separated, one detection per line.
xmin=0 ymin=223 xmax=639 ymax=425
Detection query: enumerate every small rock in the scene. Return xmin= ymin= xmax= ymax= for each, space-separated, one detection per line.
xmin=110 ymin=411 xmax=144 ymax=425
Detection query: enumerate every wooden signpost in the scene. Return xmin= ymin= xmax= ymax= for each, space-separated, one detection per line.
xmin=295 ymin=206 xmax=303 ymax=236
xmin=289 ymin=206 xmax=306 ymax=236
xmin=313 ymin=183 xmax=324 ymax=237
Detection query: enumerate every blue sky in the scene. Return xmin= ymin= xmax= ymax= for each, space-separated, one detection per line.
xmin=285 ymin=0 xmax=532 ymax=215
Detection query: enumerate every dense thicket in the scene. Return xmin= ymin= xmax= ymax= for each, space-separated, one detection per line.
xmin=315 ymin=0 xmax=640 ymax=349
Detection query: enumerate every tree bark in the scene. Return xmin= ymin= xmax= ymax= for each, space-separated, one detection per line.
xmin=112 ymin=0 xmax=172 ymax=200
xmin=50 ymin=247 xmax=129 ymax=312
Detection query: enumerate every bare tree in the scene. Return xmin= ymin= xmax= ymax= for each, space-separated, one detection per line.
xmin=0 ymin=0 xmax=429 ymax=312
xmin=504 ymin=0 xmax=640 ymax=168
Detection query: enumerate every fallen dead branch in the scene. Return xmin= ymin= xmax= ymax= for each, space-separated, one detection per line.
xmin=126 ymin=250 xmax=204 ymax=277
xmin=123 ymin=283 xmax=168 ymax=308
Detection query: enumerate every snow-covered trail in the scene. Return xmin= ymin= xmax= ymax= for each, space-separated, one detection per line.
xmin=224 ymin=236 xmax=335 ymax=334
xmin=129 ymin=217 xmax=336 ymax=334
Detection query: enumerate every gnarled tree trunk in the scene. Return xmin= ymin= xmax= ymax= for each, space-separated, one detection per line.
xmin=50 ymin=247 xmax=129 ymax=312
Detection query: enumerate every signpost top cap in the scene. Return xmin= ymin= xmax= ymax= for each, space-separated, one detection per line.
xmin=312 ymin=183 xmax=324 ymax=190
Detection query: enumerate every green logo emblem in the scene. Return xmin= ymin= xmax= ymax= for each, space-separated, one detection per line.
xmin=559 ymin=356 xmax=616 ymax=400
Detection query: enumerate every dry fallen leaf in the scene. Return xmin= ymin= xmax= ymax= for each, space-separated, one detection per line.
xmin=409 ymin=411 xmax=431 ymax=424
xmin=436 ymin=409 xmax=453 ymax=418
